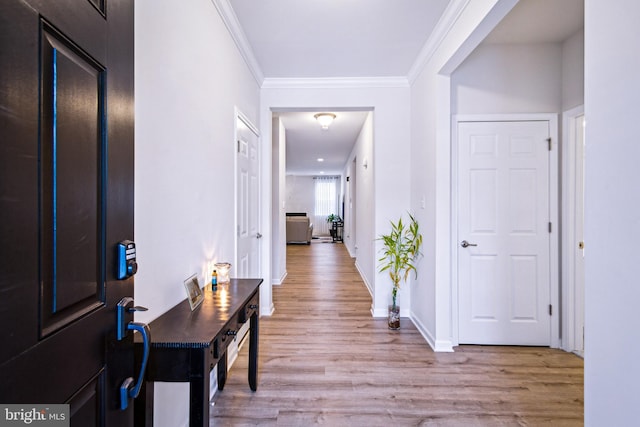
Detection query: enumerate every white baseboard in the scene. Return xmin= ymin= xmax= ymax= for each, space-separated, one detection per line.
xmin=410 ymin=311 xmax=454 ymax=352
xmin=354 ymin=261 xmax=372 ymax=296
xmin=261 ymin=302 xmax=275 ymax=316
xmin=371 ymin=306 xmax=387 ymax=318
xmin=272 ymin=270 xmax=287 ymax=285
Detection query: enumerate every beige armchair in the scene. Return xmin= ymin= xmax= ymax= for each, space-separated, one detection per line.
xmin=286 ymin=216 xmax=313 ymax=244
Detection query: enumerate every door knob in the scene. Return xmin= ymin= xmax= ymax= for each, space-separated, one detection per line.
xmin=256 ymin=233 xmax=262 ymax=239
xmin=461 ymin=240 xmax=478 ymax=248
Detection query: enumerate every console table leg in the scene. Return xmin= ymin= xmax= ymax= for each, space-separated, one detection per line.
xmin=217 ymin=352 xmax=227 ymax=391
xmin=249 ymin=312 xmax=259 ymax=391
xmin=189 ymin=350 xmax=209 ymax=427
xmin=135 ymin=380 xmax=154 ymax=427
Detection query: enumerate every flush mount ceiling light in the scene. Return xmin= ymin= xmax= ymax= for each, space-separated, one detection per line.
xmin=314 ymin=113 xmax=336 ymax=130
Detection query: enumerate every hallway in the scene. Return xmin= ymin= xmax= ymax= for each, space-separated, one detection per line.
xmin=211 ymin=243 xmax=584 ymax=426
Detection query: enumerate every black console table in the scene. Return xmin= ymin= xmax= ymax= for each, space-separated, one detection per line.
xmin=331 ymin=220 xmax=344 ymax=242
xmin=134 ymin=278 xmax=262 ymax=427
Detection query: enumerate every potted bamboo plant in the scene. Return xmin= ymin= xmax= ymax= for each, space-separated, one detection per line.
xmin=377 ymin=213 xmax=423 ymax=329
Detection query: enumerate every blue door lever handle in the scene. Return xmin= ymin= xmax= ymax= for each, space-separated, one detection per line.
xmin=116 ymin=297 xmax=151 ymax=411
xmin=119 ymin=322 xmax=151 ymax=410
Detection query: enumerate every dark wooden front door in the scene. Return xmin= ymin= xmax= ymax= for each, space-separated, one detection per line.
xmin=0 ymin=0 xmax=135 ymax=425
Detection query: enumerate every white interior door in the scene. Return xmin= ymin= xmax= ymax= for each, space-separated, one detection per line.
xmin=458 ymin=120 xmax=551 ymax=345
xmin=236 ymin=115 xmax=260 ymax=278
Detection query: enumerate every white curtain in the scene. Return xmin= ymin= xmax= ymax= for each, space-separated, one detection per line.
xmin=314 ymin=176 xmax=339 ymax=236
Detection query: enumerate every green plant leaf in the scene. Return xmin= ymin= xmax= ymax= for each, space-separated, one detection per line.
xmin=377 ymin=213 xmax=423 ymax=303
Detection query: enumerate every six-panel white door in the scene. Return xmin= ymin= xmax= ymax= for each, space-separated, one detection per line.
xmin=236 ymin=116 xmax=261 ymax=278
xmin=458 ymin=121 xmax=551 ymax=345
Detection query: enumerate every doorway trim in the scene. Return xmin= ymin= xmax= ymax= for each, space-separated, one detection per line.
xmin=233 ymin=107 xmax=271 ymax=313
xmin=451 ymin=113 xmax=560 ymax=348
xmin=561 ymin=105 xmax=585 ymax=356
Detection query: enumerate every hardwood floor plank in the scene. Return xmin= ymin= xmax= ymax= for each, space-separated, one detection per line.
xmin=211 ymin=242 xmax=584 ymax=426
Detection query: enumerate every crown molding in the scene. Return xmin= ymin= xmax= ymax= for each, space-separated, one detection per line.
xmin=214 ymin=0 xmax=470 ymax=88
xmin=261 ymin=76 xmax=410 ymax=90
xmin=407 ymin=0 xmax=470 ymax=84
xmin=211 ymin=0 xmax=264 ymax=85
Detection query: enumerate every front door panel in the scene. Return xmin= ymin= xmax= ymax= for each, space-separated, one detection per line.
xmin=0 ymin=0 xmax=135 ymax=425
xmin=40 ymin=21 xmax=106 ymax=336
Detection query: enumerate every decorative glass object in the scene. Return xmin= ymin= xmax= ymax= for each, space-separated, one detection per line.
xmin=214 ymin=262 xmax=232 ymax=283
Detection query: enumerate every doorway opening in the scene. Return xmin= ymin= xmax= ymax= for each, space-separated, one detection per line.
xmin=271 ymin=108 xmax=372 ymax=287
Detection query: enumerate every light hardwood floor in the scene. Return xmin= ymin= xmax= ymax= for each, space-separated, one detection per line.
xmin=211 ymin=242 xmax=584 ymax=426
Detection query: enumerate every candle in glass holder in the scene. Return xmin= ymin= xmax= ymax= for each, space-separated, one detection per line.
xmin=214 ymin=262 xmax=231 ymax=283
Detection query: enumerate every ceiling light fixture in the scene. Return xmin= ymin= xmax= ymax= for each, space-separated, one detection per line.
xmin=314 ymin=113 xmax=336 ymax=130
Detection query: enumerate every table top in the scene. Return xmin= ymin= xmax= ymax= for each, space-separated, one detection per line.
xmin=135 ymin=278 xmax=262 ymax=349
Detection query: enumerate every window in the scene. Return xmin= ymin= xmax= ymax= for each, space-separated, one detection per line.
xmin=314 ymin=176 xmax=339 ymax=235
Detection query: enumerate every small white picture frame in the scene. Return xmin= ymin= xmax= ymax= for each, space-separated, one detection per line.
xmin=183 ymin=274 xmax=204 ymax=311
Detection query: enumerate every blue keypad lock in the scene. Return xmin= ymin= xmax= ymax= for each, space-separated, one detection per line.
xmin=117 ymin=240 xmax=138 ymax=280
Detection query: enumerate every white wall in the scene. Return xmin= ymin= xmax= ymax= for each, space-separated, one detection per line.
xmin=451 ymin=42 xmax=562 ymax=114
xmin=272 ymin=118 xmax=287 ymax=284
xmin=584 ymin=0 xmax=640 ymax=424
xmin=285 ymin=175 xmax=315 ymax=218
xmin=343 ymin=112 xmax=375 ymax=295
xmin=562 ymin=30 xmax=584 ymax=111
xmin=261 ymin=83 xmax=410 ymax=316
xmin=134 ymin=0 xmax=260 ymax=425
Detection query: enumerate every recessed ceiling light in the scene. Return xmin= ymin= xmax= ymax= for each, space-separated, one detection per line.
xmin=317 ymin=158 xmax=324 ymax=162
